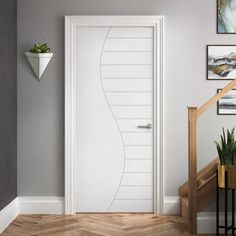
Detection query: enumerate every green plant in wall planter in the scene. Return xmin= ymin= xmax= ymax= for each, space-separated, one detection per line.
xmin=25 ymin=43 xmax=53 ymax=80
xmin=214 ymin=128 xmax=236 ymax=188
xmin=29 ymin=43 xmax=51 ymax=53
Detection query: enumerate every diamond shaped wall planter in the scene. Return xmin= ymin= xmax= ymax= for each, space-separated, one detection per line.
xmin=25 ymin=52 xmax=53 ymax=80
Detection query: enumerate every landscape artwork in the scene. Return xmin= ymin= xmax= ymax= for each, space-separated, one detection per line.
xmin=218 ymin=0 xmax=236 ymax=33
xmin=207 ymin=45 xmax=236 ymax=80
xmin=217 ymin=89 xmax=236 ymax=114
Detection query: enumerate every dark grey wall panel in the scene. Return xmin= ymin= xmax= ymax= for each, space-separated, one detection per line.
xmin=0 ymin=0 xmax=17 ymax=210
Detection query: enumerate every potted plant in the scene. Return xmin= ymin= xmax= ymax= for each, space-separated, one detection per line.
xmin=214 ymin=128 xmax=236 ymax=188
xmin=25 ymin=43 xmax=53 ymax=79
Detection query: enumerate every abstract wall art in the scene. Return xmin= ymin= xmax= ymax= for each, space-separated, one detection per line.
xmin=218 ymin=0 xmax=236 ymax=33
xmin=217 ymin=89 xmax=236 ymax=114
xmin=207 ymin=45 xmax=236 ymax=80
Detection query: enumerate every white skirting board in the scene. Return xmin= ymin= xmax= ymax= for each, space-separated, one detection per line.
xmin=0 ymin=197 xmax=64 ymax=233
xmin=18 ymin=196 xmax=64 ymax=214
xmin=163 ymin=196 xmax=180 ymax=215
xmin=0 ymin=198 xmax=18 ymax=234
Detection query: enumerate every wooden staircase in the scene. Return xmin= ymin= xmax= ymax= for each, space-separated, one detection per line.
xmin=185 ymin=78 xmax=236 ymax=234
xmin=179 ymin=158 xmax=218 ymax=220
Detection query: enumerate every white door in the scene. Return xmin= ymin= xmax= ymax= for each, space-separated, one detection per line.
xmin=75 ymin=26 xmax=154 ymax=212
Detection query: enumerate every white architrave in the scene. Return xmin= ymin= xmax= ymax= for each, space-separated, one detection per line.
xmin=65 ymin=15 xmax=165 ymax=215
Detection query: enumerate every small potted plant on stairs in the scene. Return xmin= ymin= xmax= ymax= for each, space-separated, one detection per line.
xmin=215 ymin=128 xmax=236 ymax=188
xmin=25 ymin=43 xmax=53 ymax=80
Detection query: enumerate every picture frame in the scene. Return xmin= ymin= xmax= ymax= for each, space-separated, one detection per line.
xmin=207 ymin=45 xmax=236 ymax=80
xmin=217 ymin=89 xmax=236 ymax=115
xmin=217 ymin=0 xmax=236 ymax=34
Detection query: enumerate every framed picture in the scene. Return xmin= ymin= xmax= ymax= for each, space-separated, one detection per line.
xmin=217 ymin=89 xmax=236 ymax=115
xmin=207 ymin=45 xmax=236 ymax=80
xmin=217 ymin=0 xmax=236 ymax=33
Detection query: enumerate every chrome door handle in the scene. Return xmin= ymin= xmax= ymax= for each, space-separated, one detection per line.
xmin=138 ymin=123 xmax=152 ymax=129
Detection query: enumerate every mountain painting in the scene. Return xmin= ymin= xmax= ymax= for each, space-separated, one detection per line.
xmin=207 ymin=45 xmax=236 ymax=80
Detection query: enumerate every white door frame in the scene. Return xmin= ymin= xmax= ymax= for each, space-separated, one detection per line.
xmin=65 ymin=15 xmax=165 ymax=215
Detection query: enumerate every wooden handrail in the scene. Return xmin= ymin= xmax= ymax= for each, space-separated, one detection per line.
xmin=198 ymin=79 xmax=236 ymax=117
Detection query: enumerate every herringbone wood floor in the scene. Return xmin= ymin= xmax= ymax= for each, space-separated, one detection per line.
xmin=2 ymin=214 xmax=211 ymax=236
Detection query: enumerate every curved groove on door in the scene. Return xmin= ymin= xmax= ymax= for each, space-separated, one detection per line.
xmin=100 ymin=28 xmax=127 ymax=212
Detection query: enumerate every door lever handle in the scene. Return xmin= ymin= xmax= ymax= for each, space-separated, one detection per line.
xmin=138 ymin=123 xmax=152 ymax=129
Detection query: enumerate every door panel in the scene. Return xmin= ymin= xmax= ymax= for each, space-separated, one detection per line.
xmin=124 ymin=160 xmax=153 ymax=173
xmin=101 ymin=52 xmax=153 ymax=65
xmin=112 ymin=106 xmax=153 ymax=119
xmin=103 ymin=79 xmax=153 ymax=92
xmin=125 ymin=146 xmax=153 ymax=159
xmin=116 ymin=186 xmax=153 ymax=199
xmin=108 ymin=27 xmax=153 ymax=38
xmin=103 ymin=39 xmax=153 ymax=52
xmin=121 ymin=173 xmax=153 ymax=186
xmin=75 ymin=27 xmax=125 ymax=212
xmin=105 ymin=92 xmax=153 ymax=106
xmin=75 ymin=26 xmax=154 ymax=212
xmin=122 ymin=133 xmax=153 ymax=146
xmin=117 ymin=119 xmax=153 ymax=133
xmin=101 ymin=65 xmax=153 ymax=78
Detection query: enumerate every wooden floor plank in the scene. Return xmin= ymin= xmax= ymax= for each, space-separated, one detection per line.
xmin=2 ymin=214 xmax=213 ymax=236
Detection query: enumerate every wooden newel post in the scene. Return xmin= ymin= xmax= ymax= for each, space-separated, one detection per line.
xmin=188 ymin=107 xmax=198 ymax=235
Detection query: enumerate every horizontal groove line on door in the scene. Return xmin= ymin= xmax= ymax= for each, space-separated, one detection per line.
xmin=124 ymin=172 xmax=153 ymax=174
xmin=115 ymin=199 xmax=153 ymax=201
xmin=121 ymin=132 xmax=152 ymax=134
xmin=106 ymin=91 xmax=153 ymax=94
xmin=110 ymin=105 xmax=152 ymax=106
xmin=103 ymin=51 xmax=154 ymax=53
xmin=102 ymin=78 xmax=154 ymax=80
xmin=107 ymin=37 xmax=153 ymax=39
xmin=125 ymin=146 xmax=153 ymax=147
xmin=106 ymin=38 xmax=153 ymax=39
xmin=126 ymin=158 xmax=153 ymax=160
xmin=116 ymin=118 xmax=153 ymax=120
xmin=107 ymin=36 xmax=153 ymax=39
xmin=111 ymin=105 xmax=152 ymax=107
xmin=125 ymin=145 xmax=153 ymax=148
xmin=115 ymin=200 xmax=153 ymax=202
xmin=111 ymin=105 xmax=153 ymax=106
xmin=101 ymin=77 xmax=153 ymax=80
xmin=101 ymin=64 xmax=153 ymax=66
xmin=120 ymin=185 xmax=153 ymax=187
xmin=104 ymin=91 xmax=153 ymax=93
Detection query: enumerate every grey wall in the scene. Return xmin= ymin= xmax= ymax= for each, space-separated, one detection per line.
xmin=17 ymin=0 xmax=236 ymax=197
xmin=0 ymin=0 xmax=17 ymax=210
